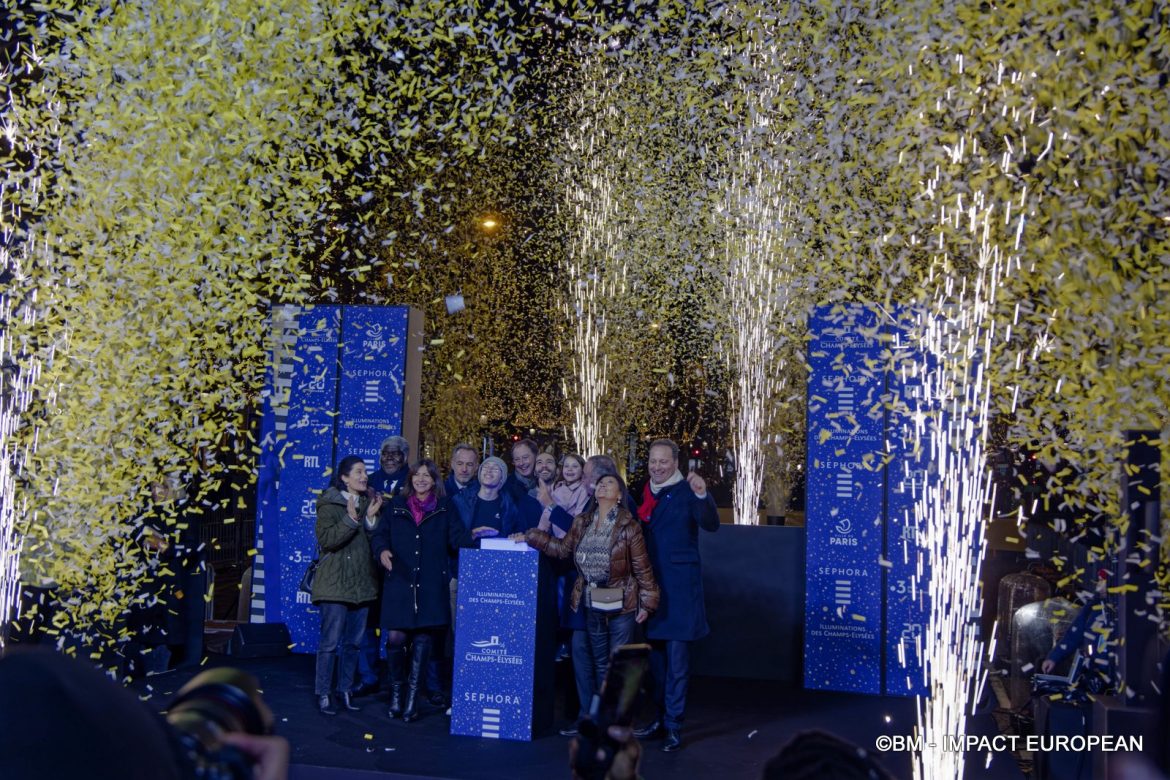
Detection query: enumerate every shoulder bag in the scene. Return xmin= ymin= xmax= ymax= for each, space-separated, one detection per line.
xmin=298 ymin=551 xmax=330 ymax=595
xmin=588 ymin=584 xmax=624 ymax=613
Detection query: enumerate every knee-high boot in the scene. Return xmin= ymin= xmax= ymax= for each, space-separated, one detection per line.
xmin=402 ymin=634 xmax=432 ymax=723
xmin=386 ymin=645 xmax=407 ymax=719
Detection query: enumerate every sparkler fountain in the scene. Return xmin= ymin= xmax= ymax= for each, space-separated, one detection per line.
xmin=0 ymin=255 xmax=38 ymax=647
xmin=560 ymin=57 xmax=629 ymax=459
xmin=0 ymin=105 xmax=48 ymax=646
xmin=721 ymin=39 xmax=795 ymax=526
xmin=906 ymin=55 xmax=1041 ymax=779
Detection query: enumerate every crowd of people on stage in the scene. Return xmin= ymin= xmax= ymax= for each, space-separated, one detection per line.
xmin=311 ymin=434 xmax=719 ymax=752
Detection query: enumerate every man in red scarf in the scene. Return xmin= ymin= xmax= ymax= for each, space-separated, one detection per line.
xmin=632 ymin=438 xmax=719 ymax=752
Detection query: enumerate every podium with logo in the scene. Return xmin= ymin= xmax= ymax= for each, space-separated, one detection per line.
xmin=450 ymin=542 xmax=556 ymax=741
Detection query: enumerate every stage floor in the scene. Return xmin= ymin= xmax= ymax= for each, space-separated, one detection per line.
xmin=137 ymin=654 xmax=1023 ymax=780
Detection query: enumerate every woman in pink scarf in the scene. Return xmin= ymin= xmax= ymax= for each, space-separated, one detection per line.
xmin=552 ymin=453 xmax=590 ymax=519
xmin=370 ymin=459 xmax=496 ymax=723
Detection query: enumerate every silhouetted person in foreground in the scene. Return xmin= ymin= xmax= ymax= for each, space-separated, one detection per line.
xmin=0 ymin=647 xmax=289 ymax=780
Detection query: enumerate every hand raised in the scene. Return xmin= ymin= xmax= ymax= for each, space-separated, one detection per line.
xmin=686 ymin=470 xmax=707 ymax=496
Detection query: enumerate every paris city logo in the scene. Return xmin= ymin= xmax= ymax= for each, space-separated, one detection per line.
xmin=363 ymin=324 xmax=387 ymax=354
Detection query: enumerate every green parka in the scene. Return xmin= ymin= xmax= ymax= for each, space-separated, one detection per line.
xmin=311 ymin=487 xmax=378 ymax=606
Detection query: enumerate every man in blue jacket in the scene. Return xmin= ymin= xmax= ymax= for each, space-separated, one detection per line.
xmin=443 ymin=442 xmax=480 ymax=498
xmin=633 ymin=438 xmax=719 ymax=752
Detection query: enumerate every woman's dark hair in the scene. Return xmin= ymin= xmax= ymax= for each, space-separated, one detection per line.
xmin=332 ymin=455 xmax=366 ymax=491
xmin=586 ymin=454 xmax=618 ymax=477
xmin=594 ymin=472 xmax=627 ymax=500
xmin=404 ymin=459 xmax=446 ymax=500
xmin=582 ymin=463 xmax=631 ymax=515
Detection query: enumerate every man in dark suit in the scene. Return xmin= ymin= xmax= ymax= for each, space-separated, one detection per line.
xmin=369 ymin=435 xmax=410 ymax=497
xmin=443 ymin=442 xmax=480 ymax=498
xmin=633 ymin=438 xmax=719 ymax=752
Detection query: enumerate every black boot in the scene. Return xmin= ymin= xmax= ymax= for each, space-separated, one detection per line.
xmin=317 ymin=694 xmax=337 ymax=716
xmin=402 ymin=634 xmax=432 ymax=723
xmin=338 ymin=691 xmax=360 ymax=711
xmin=634 ymin=719 xmax=664 ymax=739
xmin=386 ymin=645 xmax=406 ymax=719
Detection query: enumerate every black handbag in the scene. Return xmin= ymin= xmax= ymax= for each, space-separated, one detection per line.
xmin=298 ymin=552 xmax=329 ymax=595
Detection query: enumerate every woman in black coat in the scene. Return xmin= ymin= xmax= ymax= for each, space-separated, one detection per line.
xmin=370 ymin=459 xmax=495 ymax=722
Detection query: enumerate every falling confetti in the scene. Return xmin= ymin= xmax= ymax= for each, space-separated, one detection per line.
xmin=1 ymin=1 xmax=1166 ymax=728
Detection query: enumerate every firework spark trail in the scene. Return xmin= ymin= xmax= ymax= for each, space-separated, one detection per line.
xmin=911 ymin=295 xmax=996 ymax=780
xmin=723 ymin=40 xmax=793 ymax=525
xmin=1 ymin=95 xmax=48 ymax=644
xmin=561 ymin=57 xmax=627 ymax=458
xmin=0 ymin=256 xmax=39 ymax=645
xmin=908 ymin=57 xmax=1035 ymax=779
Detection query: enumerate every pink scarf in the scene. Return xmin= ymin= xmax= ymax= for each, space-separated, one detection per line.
xmin=407 ymin=492 xmax=437 ymax=526
xmin=552 ymin=480 xmax=590 ymax=518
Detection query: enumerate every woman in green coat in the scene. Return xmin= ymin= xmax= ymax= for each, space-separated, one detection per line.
xmin=312 ymin=455 xmax=382 ymax=715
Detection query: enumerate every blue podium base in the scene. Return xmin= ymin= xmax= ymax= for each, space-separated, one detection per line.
xmin=450 ymin=548 xmax=556 ymax=741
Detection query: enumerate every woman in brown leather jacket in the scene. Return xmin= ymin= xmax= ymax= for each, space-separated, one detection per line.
xmin=516 ymin=473 xmax=659 ymax=698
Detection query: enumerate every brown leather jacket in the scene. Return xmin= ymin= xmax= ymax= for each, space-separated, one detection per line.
xmin=526 ymin=505 xmax=660 ymax=615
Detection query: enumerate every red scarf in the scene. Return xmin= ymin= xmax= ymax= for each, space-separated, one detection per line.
xmin=407 ymin=492 xmax=437 ymax=526
xmin=638 ymin=482 xmax=659 ymax=523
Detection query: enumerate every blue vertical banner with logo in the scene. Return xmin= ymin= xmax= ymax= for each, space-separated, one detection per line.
xmin=268 ymin=308 xmax=342 ymax=653
xmin=256 ymin=305 xmax=412 ymax=654
xmin=804 ymin=304 xmax=886 ymax=694
xmin=450 ymin=546 xmax=554 ymax=741
xmin=337 ymin=306 xmax=409 ymax=474
xmin=882 ymin=310 xmax=932 ymax=697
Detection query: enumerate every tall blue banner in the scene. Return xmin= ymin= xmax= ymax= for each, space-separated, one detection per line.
xmin=804 ymin=304 xmax=886 ymax=694
xmin=337 ymin=306 xmax=410 ymax=474
xmin=256 ymin=305 xmax=412 ymax=653
xmin=450 ymin=545 xmax=553 ymax=741
xmin=804 ymin=304 xmax=933 ymax=696
xmin=271 ymin=308 xmax=341 ymax=653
